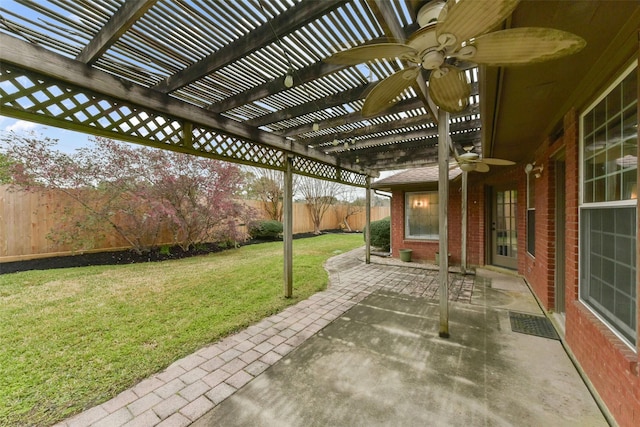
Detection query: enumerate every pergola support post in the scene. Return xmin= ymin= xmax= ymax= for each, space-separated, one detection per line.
xmin=283 ymin=155 xmax=293 ymax=298
xmin=365 ymin=177 xmax=371 ymax=264
xmin=461 ymin=171 xmax=468 ymax=274
xmin=438 ymin=108 xmax=450 ymax=338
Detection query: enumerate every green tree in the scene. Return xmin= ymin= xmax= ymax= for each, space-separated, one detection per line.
xmin=1 ymin=132 xmax=254 ymax=253
xmin=298 ymin=176 xmax=345 ymax=235
xmin=0 ymin=152 xmax=14 ymax=184
xmin=245 ymin=167 xmax=298 ymax=221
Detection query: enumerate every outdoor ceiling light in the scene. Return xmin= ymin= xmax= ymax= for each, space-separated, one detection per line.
xmin=284 ymin=68 xmax=294 ymax=88
xmin=312 ymin=122 xmax=319 ymax=131
xmin=332 ymin=137 xmax=339 ymax=146
xmin=525 ymin=163 xmax=544 ymax=178
xmin=533 ymin=165 xmax=544 ymax=178
xmin=524 ymin=162 xmax=544 ymax=178
xmin=525 ymin=163 xmax=534 ymax=174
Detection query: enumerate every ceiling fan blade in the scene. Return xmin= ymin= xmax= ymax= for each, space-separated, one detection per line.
xmin=436 ymin=0 xmax=520 ymax=48
xmin=475 ymin=162 xmax=490 ymax=172
xmin=429 ymin=66 xmax=470 ymax=113
xmin=362 ymin=67 xmax=420 ymax=117
xmin=481 ymin=158 xmax=515 ymax=166
xmin=325 ymin=43 xmax=418 ymax=65
xmin=469 ymin=28 xmax=586 ymax=66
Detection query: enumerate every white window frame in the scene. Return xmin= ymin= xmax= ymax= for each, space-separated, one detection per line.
xmin=405 ymin=191 xmax=439 ymax=240
xmin=579 ymin=60 xmax=638 ymax=350
xmin=526 ymin=172 xmax=536 ymax=256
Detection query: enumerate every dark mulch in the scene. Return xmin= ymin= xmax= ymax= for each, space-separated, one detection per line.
xmin=1 ymin=230 xmax=354 ymax=275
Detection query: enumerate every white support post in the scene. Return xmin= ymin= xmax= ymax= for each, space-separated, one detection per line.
xmin=365 ymin=177 xmax=371 ymax=264
xmin=283 ymin=156 xmax=293 ymax=298
xmin=461 ymin=170 xmax=468 ymax=275
xmin=438 ymin=108 xmax=450 ymax=338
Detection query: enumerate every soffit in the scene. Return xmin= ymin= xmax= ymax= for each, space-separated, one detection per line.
xmin=482 ymin=1 xmax=640 ymax=163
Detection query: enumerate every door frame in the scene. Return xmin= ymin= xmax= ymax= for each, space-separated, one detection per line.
xmin=554 ymin=157 xmax=567 ymax=315
xmin=488 ymin=184 xmax=519 ymax=269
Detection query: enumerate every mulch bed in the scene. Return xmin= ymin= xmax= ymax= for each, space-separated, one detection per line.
xmin=1 ymin=230 xmax=352 ymax=274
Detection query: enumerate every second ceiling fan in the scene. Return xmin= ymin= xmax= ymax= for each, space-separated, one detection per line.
xmin=453 ymin=145 xmax=515 ymax=173
xmin=325 ymin=0 xmax=586 ymax=116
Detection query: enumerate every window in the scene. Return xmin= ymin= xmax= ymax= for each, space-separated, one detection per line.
xmin=527 ymin=173 xmax=536 ymax=256
xmin=405 ymin=192 xmax=438 ymax=239
xmin=580 ymin=62 xmax=637 ymax=347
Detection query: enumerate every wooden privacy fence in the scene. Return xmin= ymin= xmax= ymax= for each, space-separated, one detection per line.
xmin=0 ymin=185 xmax=389 ymax=262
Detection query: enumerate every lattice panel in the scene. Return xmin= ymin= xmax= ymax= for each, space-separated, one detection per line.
xmin=339 ymin=170 xmax=368 ymax=187
xmin=0 ymin=65 xmax=183 ymax=145
xmin=294 ymin=156 xmax=337 ymax=180
xmin=293 ymin=156 xmax=367 ymax=187
xmin=0 ymin=64 xmax=367 ymax=186
xmin=192 ymin=127 xmax=284 ymax=168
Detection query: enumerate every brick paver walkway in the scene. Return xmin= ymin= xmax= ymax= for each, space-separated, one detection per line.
xmin=56 ymin=248 xmax=473 ymax=427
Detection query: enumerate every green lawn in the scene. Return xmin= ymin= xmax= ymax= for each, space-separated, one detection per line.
xmin=0 ymin=234 xmax=363 ymax=427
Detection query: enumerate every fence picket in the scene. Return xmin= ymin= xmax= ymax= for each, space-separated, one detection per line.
xmin=0 ymin=185 xmax=389 ymax=262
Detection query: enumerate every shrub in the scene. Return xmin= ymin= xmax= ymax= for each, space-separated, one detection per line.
xmin=367 ymin=217 xmax=390 ymax=251
xmin=248 ymin=220 xmax=283 ymax=240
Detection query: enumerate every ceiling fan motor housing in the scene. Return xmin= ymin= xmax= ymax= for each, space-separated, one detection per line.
xmin=459 ymin=151 xmax=479 ymax=161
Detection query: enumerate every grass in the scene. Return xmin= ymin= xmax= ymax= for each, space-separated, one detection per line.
xmin=0 ymin=233 xmax=363 ymax=427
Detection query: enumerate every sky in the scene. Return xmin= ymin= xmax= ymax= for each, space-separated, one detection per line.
xmin=0 ymin=1 xmax=403 ymax=181
xmin=0 ymin=116 xmax=97 ymax=153
xmin=0 ymin=116 xmax=396 ymax=186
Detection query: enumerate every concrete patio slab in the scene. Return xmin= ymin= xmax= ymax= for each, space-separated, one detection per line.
xmin=57 ymin=248 xmax=607 ymax=427
xmin=192 ymin=287 xmax=606 ymax=427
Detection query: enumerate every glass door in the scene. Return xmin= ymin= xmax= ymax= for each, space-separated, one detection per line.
xmin=492 ymin=188 xmax=518 ymax=269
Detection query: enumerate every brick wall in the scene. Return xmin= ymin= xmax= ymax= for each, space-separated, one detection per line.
xmin=388 ymin=178 xmax=491 ymax=267
xmin=387 ymin=107 xmax=640 ymax=426
xmin=521 ymin=137 xmax=558 ymax=310
xmin=389 ymin=181 xmax=464 ymax=264
xmin=560 ymin=110 xmax=640 ymax=427
xmin=466 ymin=181 xmax=485 ymax=266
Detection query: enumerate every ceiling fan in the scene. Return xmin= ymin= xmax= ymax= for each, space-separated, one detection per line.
xmin=452 ymin=145 xmax=515 ymax=172
xmin=325 ymin=0 xmax=586 ymax=116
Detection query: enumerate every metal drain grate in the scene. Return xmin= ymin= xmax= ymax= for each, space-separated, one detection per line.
xmin=509 ymin=312 xmax=559 ymax=340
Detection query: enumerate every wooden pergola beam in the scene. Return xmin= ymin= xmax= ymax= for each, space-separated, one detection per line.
xmin=76 ymin=0 xmax=158 ymax=65
xmin=322 ymin=120 xmax=481 ymax=153
xmin=153 ymin=0 xmax=348 ymax=93
xmin=246 ymin=84 xmax=371 ymax=127
xmin=209 ymin=62 xmax=346 ymax=113
xmin=0 ymin=33 xmax=367 ymax=178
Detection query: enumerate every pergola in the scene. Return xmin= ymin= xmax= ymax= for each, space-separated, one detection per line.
xmin=1 ymin=1 xmax=638 ymax=333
